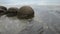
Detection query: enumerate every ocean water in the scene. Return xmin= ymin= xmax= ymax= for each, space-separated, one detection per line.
xmin=0 ymin=5 xmax=60 ymax=34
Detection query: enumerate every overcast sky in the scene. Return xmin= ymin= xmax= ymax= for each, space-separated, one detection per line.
xmin=0 ymin=0 xmax=60 ymax=5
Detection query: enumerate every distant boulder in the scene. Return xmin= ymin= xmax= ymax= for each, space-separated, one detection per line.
xmin=0 ymin=9 xmax=6 ymax=16
xmin=0 ymin=6 xmax=7 ymax=11
xmin=17 ymin=6 xmax=34 ymax=19
xmin=6 ymin=7 xmax=18 ymax=17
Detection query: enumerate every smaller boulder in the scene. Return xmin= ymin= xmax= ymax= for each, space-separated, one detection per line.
xmin=6 ymin=7 xmax=18 ymax=17
xmin=0 ymin=9 xmax=6 ymax=16
xmin=0 ymin=6 xmax=7 ymax=11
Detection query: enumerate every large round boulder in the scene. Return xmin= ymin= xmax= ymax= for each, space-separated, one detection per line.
xmin=17 ymin=6 xmax=34 ymax=19
xmin=6 ymin=7 xmax=18 ymax=17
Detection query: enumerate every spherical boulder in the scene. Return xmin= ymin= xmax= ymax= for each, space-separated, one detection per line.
xmin=0 ymin=6 xmax=7 ymax=11
xmin=6 ymin=7 xmax=18 ymax=17
xmin=17 ymin=6 xmax=34 ymax=19
xmin=0 ymin=9 xmax=6 ymax=16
